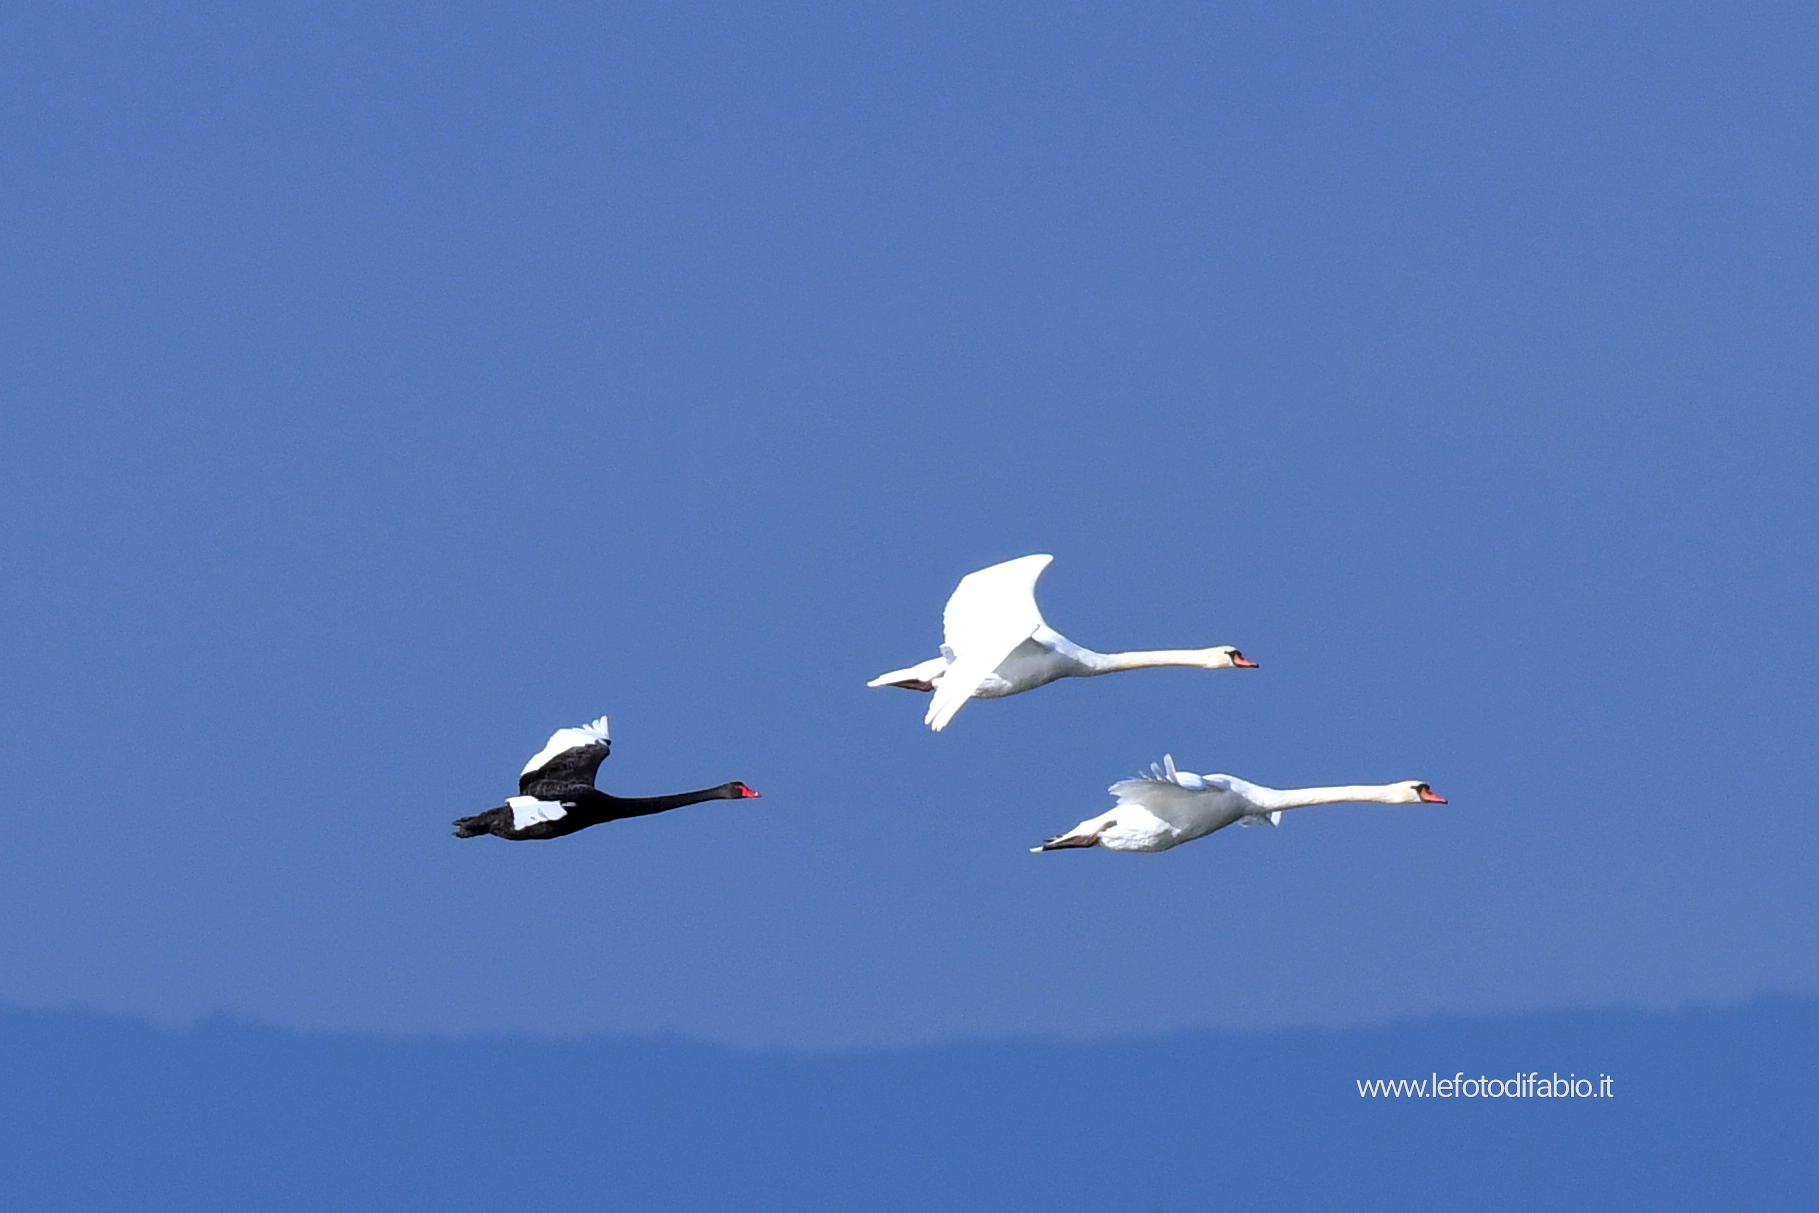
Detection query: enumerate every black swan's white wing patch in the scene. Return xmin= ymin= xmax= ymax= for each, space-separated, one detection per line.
xmin=519 ymin=716 xmax=611 ymax=796
xmin=507 ymin=795 xmax=572 ymax=830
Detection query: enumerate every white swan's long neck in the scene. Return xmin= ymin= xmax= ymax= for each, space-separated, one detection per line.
xmin=1080 ymin=647 xmax=1221 ymax=674
xmin=1248 ymin=784 xmax=1409 ymax=812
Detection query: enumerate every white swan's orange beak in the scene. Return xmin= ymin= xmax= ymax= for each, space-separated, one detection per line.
xmin=737 ymin=783 xmax=762 ymax=798
xmin=1418 ymin=786 xmax=1447 ymax=803
xmin=1231 ymin=652 xmax=1259 ymax=668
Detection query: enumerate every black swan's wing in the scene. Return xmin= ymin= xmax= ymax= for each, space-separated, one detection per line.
xmin=518 ymin=716 xmax=611 ymax=796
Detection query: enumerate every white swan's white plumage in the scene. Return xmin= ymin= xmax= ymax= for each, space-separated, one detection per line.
xmin=869 ymin=555 xmax=1256 ymax=731
xmin=1034 ymin=757 xmax=1447 ymax=853
xmin=520 ymin=716 xmax=609 ymax=779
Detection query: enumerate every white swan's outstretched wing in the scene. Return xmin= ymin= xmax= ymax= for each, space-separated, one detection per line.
xmin=1108 ymin=756 xmax=1234 ymax=831
xmin=924 ymin=554 xmax=1054 ymax=731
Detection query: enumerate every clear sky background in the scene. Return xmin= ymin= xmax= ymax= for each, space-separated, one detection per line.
xmin=2 ymin=1 xmax=1815 ymax=1049
xmin=6 ymin=1001 xmax=1813 ymax=1211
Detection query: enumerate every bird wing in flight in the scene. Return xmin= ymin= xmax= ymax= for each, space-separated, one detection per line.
xmin=924 ymin=554 xmax=1054 ymax=731
xmin=519 ymin=716 xmax=611 ymax=796
xmin=507 ymin=796 xmax=572 ymax=830
xmin=1108 ymin=759 xmax=1234 ymax=830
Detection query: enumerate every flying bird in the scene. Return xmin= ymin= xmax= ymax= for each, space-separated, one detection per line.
xmin=869 ymin=554 xmax=1257 ymax=731
xmin=1034 ymin=755 xmax=1445 ymax=853
xmin=453 ymin=716 xmax=760 ymax=841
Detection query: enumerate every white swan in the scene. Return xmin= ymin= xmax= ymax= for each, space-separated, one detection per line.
xmin=1033 ymin=755 xmax=1446 ymax=853
xmin=869 ymin=555 xmax=1257 ymax=732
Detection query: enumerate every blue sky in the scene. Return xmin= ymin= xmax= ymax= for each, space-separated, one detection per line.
xmin=5 ymin=1001 xmax=1814 ymax=1211
xmin=2 ymin=0 xmax=1815 ymax=1055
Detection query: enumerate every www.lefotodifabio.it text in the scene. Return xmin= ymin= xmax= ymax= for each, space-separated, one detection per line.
xmin=1356 ymin=1073 xmax=1614 ymax=1099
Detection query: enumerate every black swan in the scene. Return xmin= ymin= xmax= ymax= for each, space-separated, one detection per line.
xmin=453 ymin=716 xmax=759 ymax=841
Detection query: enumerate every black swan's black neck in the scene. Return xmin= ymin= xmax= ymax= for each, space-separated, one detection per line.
xmin=587 ymin=784 xmax=745 ymax=822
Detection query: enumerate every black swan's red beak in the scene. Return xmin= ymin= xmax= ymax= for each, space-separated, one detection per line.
xmin=737 ymin=783 xmax=762 ymax=798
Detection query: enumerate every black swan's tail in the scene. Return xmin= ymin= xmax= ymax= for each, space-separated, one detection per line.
xmin=453 ymin=806 xmax=509 ymax=838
